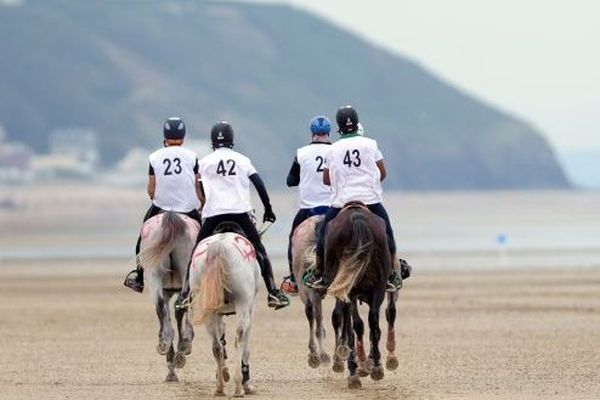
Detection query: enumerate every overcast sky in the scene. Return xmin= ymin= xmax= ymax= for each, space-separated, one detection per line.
xmin=254 ymin=0 xmax=599 ymax=154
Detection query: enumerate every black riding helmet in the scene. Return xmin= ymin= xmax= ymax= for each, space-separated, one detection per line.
xmin=211 ymin=121 xmax=234 ymax=149
xmin=336 ymin=105 xmax=359 ymax=134
xmin=163 ymin=117 xmax=186 ymax=139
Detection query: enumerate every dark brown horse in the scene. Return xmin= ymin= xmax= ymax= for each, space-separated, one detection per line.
xmin=323 ymin=203 xmax=394 ymax=389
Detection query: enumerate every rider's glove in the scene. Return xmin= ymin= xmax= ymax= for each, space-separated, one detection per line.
xmin=263 ymin=206 xmax=276 ymax=223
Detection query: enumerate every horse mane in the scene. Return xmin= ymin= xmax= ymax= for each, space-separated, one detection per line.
xmin=138 ymin=211 xmax=188 ymax=271
xmin=191 ymin=238 xmax=231 ymax=325
xmin=327 ymin=211 xmax=374 ymax=302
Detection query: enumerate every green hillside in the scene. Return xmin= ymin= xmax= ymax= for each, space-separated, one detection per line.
xmin=0 ymin=0 xmax=570 ymax=189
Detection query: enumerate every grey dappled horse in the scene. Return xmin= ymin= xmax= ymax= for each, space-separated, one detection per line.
xmin=188 ymin=232 xmax=260 ymax=397
xmin=138 ymin=211 xmax=200 ymax=382
xmin=291 ymin=215 xmax=331 ymax=368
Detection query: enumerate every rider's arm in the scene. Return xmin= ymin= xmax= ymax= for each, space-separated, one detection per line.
xmin=376 ymin=159 xmax=387 ymax=181
xmin=249 ymin=173 xmax=273 ymax=211
xmin=286 ymin=157 xmax=300 ymax=187
xmin=195 ymin=175 xmax=205 ymax=207
xmin=323 ymin=168 xmax=331 ymax=186
xmin=147 ymin=163 xmax=156 ymax=199
xmin=194 ymin=159 xmax=205 ymax=207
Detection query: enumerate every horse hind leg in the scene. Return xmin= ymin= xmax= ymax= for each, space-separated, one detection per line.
xmin=385 ymin=292 xmax=399 ymax=371
xmin=165 ymin=343 xmax=178 ymax=382
xmin=208 ymin=316 xmax=228 ymax=396
xmin=304 ymin=299 xmax=320 ymax=368
xmin=154 ymin=290 xmax=174 ymax=356
xmin=233 ymin=310 xmax=253 ymax=397
xmin=313 ymin=295 xmax=330 ymax=366
xmin=344 ymin=302 xmax=361 ymax=389
xmin=174 ymin=305 xmax=191 ymax=369
xmin=351 ymin=301 xmax=370 ymax=377
xmin=331 ymin=300 xmax=345 ymax=373
xmin=368 ymin=302 xmax=384 ymax=381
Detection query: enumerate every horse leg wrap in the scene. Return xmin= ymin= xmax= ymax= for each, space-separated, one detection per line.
xmin=357 ymin=340 xmax=366 ymax=361
xmin=386 ymin=328 xmax=396 ymax=353
xmin=241 ymin=362 xmax=250 ymax=384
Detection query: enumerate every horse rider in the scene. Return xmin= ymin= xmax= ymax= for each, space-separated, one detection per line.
xmin=180 ymin=121 xmax=290 ymax=310
xmin=302 ymin=105 xmax=405 ymax=292
xmin=280 ymin=116 xmax=332 ymax=295
xmin=124 ymin=117 xmax=204 ymax=293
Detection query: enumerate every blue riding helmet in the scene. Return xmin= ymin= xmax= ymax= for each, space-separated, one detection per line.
xmin=309 ymin=116 xmax=331 ymax=135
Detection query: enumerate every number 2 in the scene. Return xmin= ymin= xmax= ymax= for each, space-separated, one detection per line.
xmin=315 ymin=156 xmax=324 ymax=172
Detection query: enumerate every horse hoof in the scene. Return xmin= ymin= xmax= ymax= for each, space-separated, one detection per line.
xmin=348 ymin=375 xmax=362 ymax=389
xmin=157 ymin=342 xmax=168 ymax=355
xmin=320 ymin=352 xmax=331 ymax=365
xmin=332 ymin=360 xmax=344 ymax=373
xmin=234 ymin=387 xmax=245 ymax=398
xmin=357 ymin=367 xmax=370 ymax=377
xmin=214 ymin=389 xmax=226 ymax=397
xmin=179 ymin=340 xmax=192 ymax=355
xmin=174 ymin=352 xmax=186 ymax=369
xmin=370 ymin=365 xmax=384 ymax=381
xmin=386 ymin=355 xmax=399 ymax=371
xmin=308 ymin=353 xmax=320 ymax=368
xmin=165 ymin=372 xmax=178 ymax=383
xmin=222 ymin=367 xmax=230 ymax=382
xmin=243 ymin=382 xmax=255 ymax=395
xmin=336 ymin=345 xmax=351 ymax=361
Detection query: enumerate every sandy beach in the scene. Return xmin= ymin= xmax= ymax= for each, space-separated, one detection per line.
xmin=0 ymin=260 xmax=598 ymax=400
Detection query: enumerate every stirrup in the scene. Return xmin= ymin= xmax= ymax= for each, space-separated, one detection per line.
xmin=175 ymin=294 xmax=191 ymax=311
xmin=386 ymin=271 xmax=403 ymax=293
xmin=302 ymin=270 xmax=326 ymax=290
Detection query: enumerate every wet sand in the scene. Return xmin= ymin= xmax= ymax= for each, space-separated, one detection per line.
xmin=0 ymin=261 xmax=598 ymax=400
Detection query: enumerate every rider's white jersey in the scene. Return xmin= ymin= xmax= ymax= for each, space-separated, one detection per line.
xmin=297 ymin=143 xmax=331 ymax=208
xmin=149 ymin=146 xmax=200 ymax=213
xmin=325 ymin=135 xmax=384 ymax=207
xmin=199 ymin=148 xmax=257 ymax=218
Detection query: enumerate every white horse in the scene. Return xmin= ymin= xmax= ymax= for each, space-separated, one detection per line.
xmin=291 ymin=215 xmax=331 ymax=368
xmin=138 ymin=211 xmax=200 ymax=382
xmin=188 ymin=230 xmax=260 ymax=397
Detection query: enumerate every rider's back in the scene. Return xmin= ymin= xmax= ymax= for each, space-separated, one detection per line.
xmin=297 ymin=143 xmax=331 ymax=209
xmin=198 ymin=148 xmax=256 ymax=218
xmin=149 ymin=146 xmax=199 ymax=213
xmin=327 ymin=135 xmax=383 ymax=207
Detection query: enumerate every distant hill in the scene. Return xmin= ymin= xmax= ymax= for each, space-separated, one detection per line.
xmin=0 ymin=0 xmax=570 ymax=189
xmin=559 ymin=148 xmax=600 ymax=188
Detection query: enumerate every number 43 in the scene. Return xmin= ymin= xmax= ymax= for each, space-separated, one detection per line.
xmin=343 ymin=149 xmax=361 ymax=167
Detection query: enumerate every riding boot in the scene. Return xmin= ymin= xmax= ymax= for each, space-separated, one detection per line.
xmin=257 ymin=255 xmax=290 ymax=309
xmin=124 ymin=265 xmax=144 ymax=293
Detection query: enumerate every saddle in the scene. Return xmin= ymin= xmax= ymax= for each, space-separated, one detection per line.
xmin=214 ymin=221 xmax=246 ymax=236
xmin=341 ymin=201 xmax=369 ymax=213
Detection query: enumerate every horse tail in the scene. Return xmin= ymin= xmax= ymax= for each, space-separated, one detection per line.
xmin=191 ymin=238 xmax=230 ymax=325
xmin=139 ymin=211 xmax=188 ymax=271
xmin=327 ymin=212 xmax=374 ymax=302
